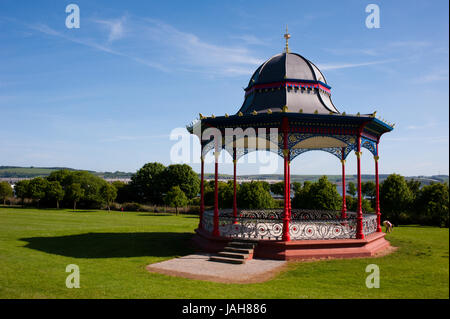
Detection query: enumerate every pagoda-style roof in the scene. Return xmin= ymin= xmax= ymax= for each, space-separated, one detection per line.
xmin=239 ymin=52 xmax=339 ymax=115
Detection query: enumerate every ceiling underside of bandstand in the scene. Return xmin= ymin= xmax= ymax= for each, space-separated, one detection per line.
xmin=201 ymin=133 xmax=373 ymax=161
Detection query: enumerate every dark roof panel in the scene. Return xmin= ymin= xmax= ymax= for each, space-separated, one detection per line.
xmin=238 ymin=52 xmax=340 ymax=115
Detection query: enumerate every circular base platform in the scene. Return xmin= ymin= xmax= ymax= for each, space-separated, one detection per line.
xmin=192 ymin=228 xmax=391 ymax=261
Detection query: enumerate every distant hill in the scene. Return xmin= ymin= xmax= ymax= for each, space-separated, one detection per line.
xmin=0 ymin=166 xmax=131 ymax=179
xmin=0 ymin=166 xmax=447 ymax=185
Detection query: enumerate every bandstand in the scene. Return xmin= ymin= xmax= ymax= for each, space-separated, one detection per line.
xmin=187 ymin=31 xmax=394 ymax=260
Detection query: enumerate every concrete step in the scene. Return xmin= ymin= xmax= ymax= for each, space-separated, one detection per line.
xmin=209 ymin=256 xmax=245 ymax=264
xmin=232 ymin=239 xmax=259 ymax=244
xmin=224 ymin=247 xmax=253 ymax=254
xmin=217 ymin=251 xmax=248 ymax=259
xmin=228 ymin=241 xmax=256 ymax=249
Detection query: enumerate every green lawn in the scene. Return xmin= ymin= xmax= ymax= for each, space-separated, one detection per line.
xmin=0 ymin=207 xmax=448 ymax=299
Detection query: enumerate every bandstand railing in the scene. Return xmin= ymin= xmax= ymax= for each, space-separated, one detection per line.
xmin=202 ymin=209 xmax=378 ymax=240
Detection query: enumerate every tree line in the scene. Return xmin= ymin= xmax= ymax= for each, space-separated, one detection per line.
xmin=0 ymin=163 xmax=448 ymax=227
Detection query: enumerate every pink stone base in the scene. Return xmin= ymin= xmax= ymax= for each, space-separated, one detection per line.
xmin=191 ymin=228 xmax=230 ymax=252
xmin=192 ymin=229 xmax=391 ymax=261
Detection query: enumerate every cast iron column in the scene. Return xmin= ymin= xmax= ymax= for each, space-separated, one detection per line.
xmin=213 ymin=151 xmax=220 ymax=237
xmin=341 ymin=148 xmax=347 ymax=219
xmin=288 ymin=154 xmax=291 ymax=214
xmin=356 ymin=136 xmax=364 ymax=239
xmin=199 ymin=156 xmax=205 ymax=229
xmin=375 ymin=143 xmax=381 ymax=232
xmin=233 ymin=147 xmax=238 ymax=224
xmin=282 ymin=117 xmax=291 ymax=241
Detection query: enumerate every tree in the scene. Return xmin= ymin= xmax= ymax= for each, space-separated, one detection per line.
xmin=218 ymin=181 xmax=235 ymax=208
xmin=292 ymin=182 xmax=302 ymax=194
xmin=47 ymin=169 xmax=73 ymax=186
xmin=361 ymin=181 xmax=376 ymax=200
xmin=162 ymin=164 xmax=200 ymax=200
xmin=347 ymin=197 xmax=373 ymax=213
xmin=164 ymin=186 xmax=188 ymax=215
xmin=259 ymin=181 xmax=271 ymax=193
xmin=64 ymin=171 xmax=108 ymax=208
xmin=292 ymin=176 xmax=341 ymax=210
xmin=407 ymin=179 xmax=422 ymax=201
xmin=48 ymin=169 xmax=108 ymax=208
xmin=101 ymin=183 xmax=117 ymax=211
xmin=204 ymin=180 xmax=216 ymax=206
xmin=347 ymin=182 xmax=357 ymax=197
xmin=203 ymin=180 xmax=234 ymax=208
xmin=270 ymin=182 xmax=284 ymax=196
xmin=237 ymin=181 xmax=275 ymax=209
xmin=129 ymin=162 xmax=165 ymax=204
xmin=66 ymin=183 xmax=85 ymax=211
xmin=46 ymin=181 xmax=65 ymax=209
xmin=416 ymin=183 xmax=449 ymax=227
xmin=14 ymin=180 xmax=30 ymax=207
xmin=380 ymin=174 xmax=413 ymax=225
xmin=28 ymin=177 xmax=48 ymax=208
xmin=0 ymin=182 xmax=13 ymax=205
xmin=111 ymin=181 xmax=134 ymax=203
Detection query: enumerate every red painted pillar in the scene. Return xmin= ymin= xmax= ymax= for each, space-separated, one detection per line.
xmin=282 ymin=117 xmax=291 ymax=241
xmin=199 ymin=156 xmax=205 ymax=229
xmin=288 ymin=156 xmax=291 ymax=214
xmin=375 ymin=143 xmax=381 ymax=232
xmin=212 ymin=151 xmax=220 ymax=237
xmin=356 ymin=136 xmax=364 ymax=239
xmin=341 ymin=148 xmax=347 ymax=219
xmin=233 ymin=147 xmax=238 ymax=224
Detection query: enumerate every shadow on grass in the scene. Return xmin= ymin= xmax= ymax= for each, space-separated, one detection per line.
xmin=20 ymin=232 xmax=194 ymax=258
xmin=182 ymin=215 xmax=200 ymax=219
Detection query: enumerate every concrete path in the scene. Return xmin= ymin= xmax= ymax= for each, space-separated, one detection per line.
xmin=146 ymin=253 xmax=287 ymax=284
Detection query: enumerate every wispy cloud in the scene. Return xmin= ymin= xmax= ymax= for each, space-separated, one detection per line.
xmin=325 ymin=41 xmax=433 ymax=59
xmin=388 ymin=41 xmax=431 ymax=49
xmin=99 ymin=134 xmax=170 ymax=143
xmin=324 ymin=48 xmax=379 ymax=57
xmin=229 ymin=34 xmax=268 ymax=46
xmin=318 ymin=59 xmax=395 ymax=70
xmin=26 ymin=16 xmax=264 ymax=77
xmin=94 ymin=16 xmax=127 ymax=43
xmin=414 ymin=69 xmax=449 ymax=83
xmin=30 ymin=23 xmax=116 ymax=54
xmin=406 ymin=121 xmax=439 ymax=130
xmin=138 ymin=18 xmax=264 ymax=76
xmin=384 ymin=136 xmax=449 ymax=143
xmin=28 ymin=23 xmax=168 ymax=72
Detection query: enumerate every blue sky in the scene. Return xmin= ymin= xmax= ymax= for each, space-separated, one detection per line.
xmin=0 ymin=0 xmax=448 ymax=177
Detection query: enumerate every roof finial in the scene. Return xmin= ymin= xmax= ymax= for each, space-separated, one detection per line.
xmin=284 ymin=25 xmax=291 ymax=53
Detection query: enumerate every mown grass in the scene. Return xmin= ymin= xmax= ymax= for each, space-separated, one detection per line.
xmin=0 ymin=207 xmax=448 ymax=299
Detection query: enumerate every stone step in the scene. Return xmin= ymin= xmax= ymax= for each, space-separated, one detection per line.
xmin=228 ymin=241 xmax=256 ymax=249
xmin=232 ymin=239 xmax=259 ymax=244
xmin=217 ymin=251 xmax=248 ymax=259
xmin=223 ymin=247 xmax=253 ymax=254
xmin=209 ymin=256 xmax=245 ymax=264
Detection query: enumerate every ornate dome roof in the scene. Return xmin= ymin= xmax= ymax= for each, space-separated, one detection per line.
xmin=238 ymin=51 xmax=340 ymax=115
